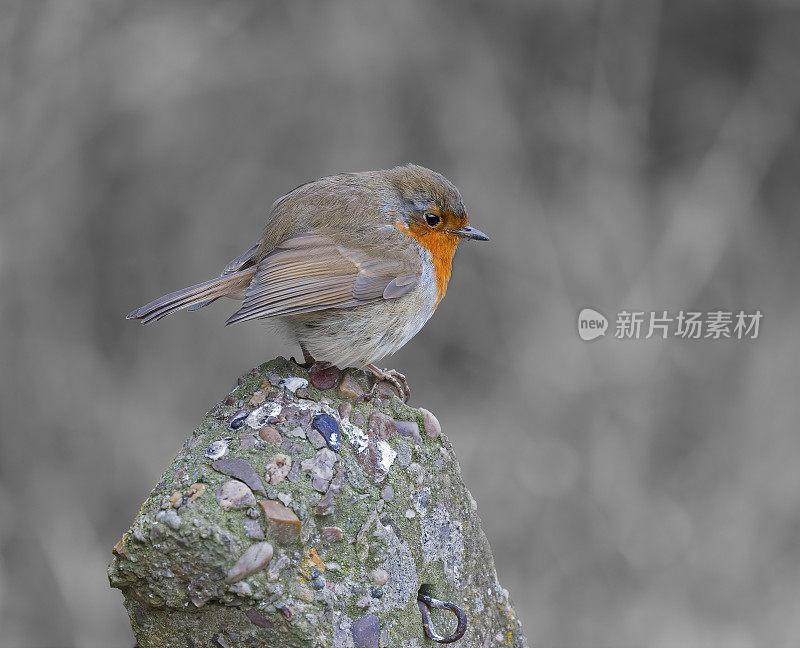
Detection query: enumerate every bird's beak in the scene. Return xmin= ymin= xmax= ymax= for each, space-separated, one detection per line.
xmin=450 ymin=225 xmax=489 ymax=241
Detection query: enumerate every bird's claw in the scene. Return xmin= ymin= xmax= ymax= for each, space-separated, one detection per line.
xmin=291 ymin=346 xmax=316 ymax=369
xmin=365 ymin=365 xmax=411 ymax=403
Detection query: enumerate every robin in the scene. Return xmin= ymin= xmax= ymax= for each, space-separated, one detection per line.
xmin=127 ymin=164 xmax=488 ymax=401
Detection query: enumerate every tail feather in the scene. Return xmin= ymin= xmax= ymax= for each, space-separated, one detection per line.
xmin=127 ymin=268 xmax=256 ymax=325
xmin=185 ymin=245 xmax=260 ymax=313
xmin=187 ymin=298 xmax=218 ymax=312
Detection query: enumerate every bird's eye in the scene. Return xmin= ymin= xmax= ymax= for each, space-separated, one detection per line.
xmin=425 ymin=213 xmax=441 ymax=227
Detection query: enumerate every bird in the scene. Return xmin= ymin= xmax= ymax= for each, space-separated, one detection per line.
xmin=127 ymin=164 xmax=488 ymax=401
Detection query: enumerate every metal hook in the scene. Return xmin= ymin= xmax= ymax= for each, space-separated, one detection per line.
xmin=417 ymin=592 xmax=468 ymax=643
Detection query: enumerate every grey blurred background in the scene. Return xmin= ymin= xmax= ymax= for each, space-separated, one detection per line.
xmin=2 ymin=1 xmax=800 ymax=646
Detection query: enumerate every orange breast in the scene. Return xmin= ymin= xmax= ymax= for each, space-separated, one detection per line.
xmin=395 ymin=222 xmax=459 ymax=308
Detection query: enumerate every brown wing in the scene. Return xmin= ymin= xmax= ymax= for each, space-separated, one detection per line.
xmin=225 ymin=232 xmax=419 ymax=324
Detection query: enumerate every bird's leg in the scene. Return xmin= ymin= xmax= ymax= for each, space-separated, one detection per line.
xmin=291 ymin=344 xmax=316 ymax=369
xmin=365 ymin=364 xmax=411 ymax=403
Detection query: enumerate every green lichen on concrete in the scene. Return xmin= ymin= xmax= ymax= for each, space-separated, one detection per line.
xmin=109 ymin=358 xmax=528 ymax=647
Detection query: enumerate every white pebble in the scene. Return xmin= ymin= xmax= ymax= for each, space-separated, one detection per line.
xmin=280 ymin=376 xmax=308 ymax=393
xmin=225 ymin=542 xmax=274 ymax=583
xmin=419 ymin=408 xmax=441 ymax=438
xmin=205 ymin=440 xmax=229 ymax=460
xmin=371 ymin=568 xmax=389 ymax=586
xmin=215 ymin=480 xmax=256 ymax=510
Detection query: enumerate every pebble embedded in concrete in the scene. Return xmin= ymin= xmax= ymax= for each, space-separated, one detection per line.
xmin=259 ymin=499 xmax=301 ymax=543
xmin=314 ymin=489 xmax=336 ymax=516
xmin=264 ymin=453 xmax=292 ymax=485
xmin=320 ymin=526 xmax=343 ymax=542
xmin=258 ymin=426 xmax=281 ymax=444
xmin=238 ymin=431 xmax=259 ymax=450
xmin=215 ymin=480 xmax=257 ymax=510
xmin=280 ymin=376 xmax=308 ymax=393
xmin=300 ymin=448 xmax=338 ymax=484
xmin=205 ymin=440 xmax=229 ymax=460
xmin=228 ymin=409 xmax=250 ymax=430
xmin=225 ymin=542 xmax=273 ymax=583
xmin=337 ymin=374 xmax=365 ymax=401
xmin=266 ymin=552 xmax=289 ymax=582
xmin=309 ymin=362 xmax=340 ymax=390
xmin=419 ymin=407 xmax=441 ymax=438
xmin=294 ymin=386 xmax=314 ymax=400
xmin=356 ymin=439 xmax=397 ymax=483
xmin=249 ymin=390 xmax=267 ymax=407
xmin=211 ymin=458 xmax=266 ymax=495
xmin=368 ymin=412 xmax=396 ymax=440
xmin=306 ymin=427 xmax=327 ymax=449
xmin=311 ymin=414 xmax=341 ymax=451
xmin=394 ymin=419 xmax=422 ymax=444
xmin=243 ymin=518 xmax=264 ymax=540
xmin=351 ymin=613 xmax=379 ymax=648
xmin=371 ymin=568 xmax=388 ymax=586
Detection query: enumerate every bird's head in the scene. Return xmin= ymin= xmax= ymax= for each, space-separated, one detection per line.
xmin=386 ymin=164 xmax=488 ymax=305
xmin=388 ymin=163 xmax=488 ymax=239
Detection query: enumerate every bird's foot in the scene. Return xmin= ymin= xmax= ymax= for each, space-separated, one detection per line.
xmin=291 ymin=345 xmax=316 ymax=369
xmin=364 ymin=364 xmax=410 ymax=403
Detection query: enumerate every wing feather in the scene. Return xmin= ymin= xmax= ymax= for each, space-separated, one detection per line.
xmin=382 ymin=275 xmax=420 ymax=299
xmin=225 ymin=232 xmax=419 ymax=324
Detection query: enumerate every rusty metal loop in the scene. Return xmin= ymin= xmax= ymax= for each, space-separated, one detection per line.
xmin=417 ymin=593 xmax=468 ymax=643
